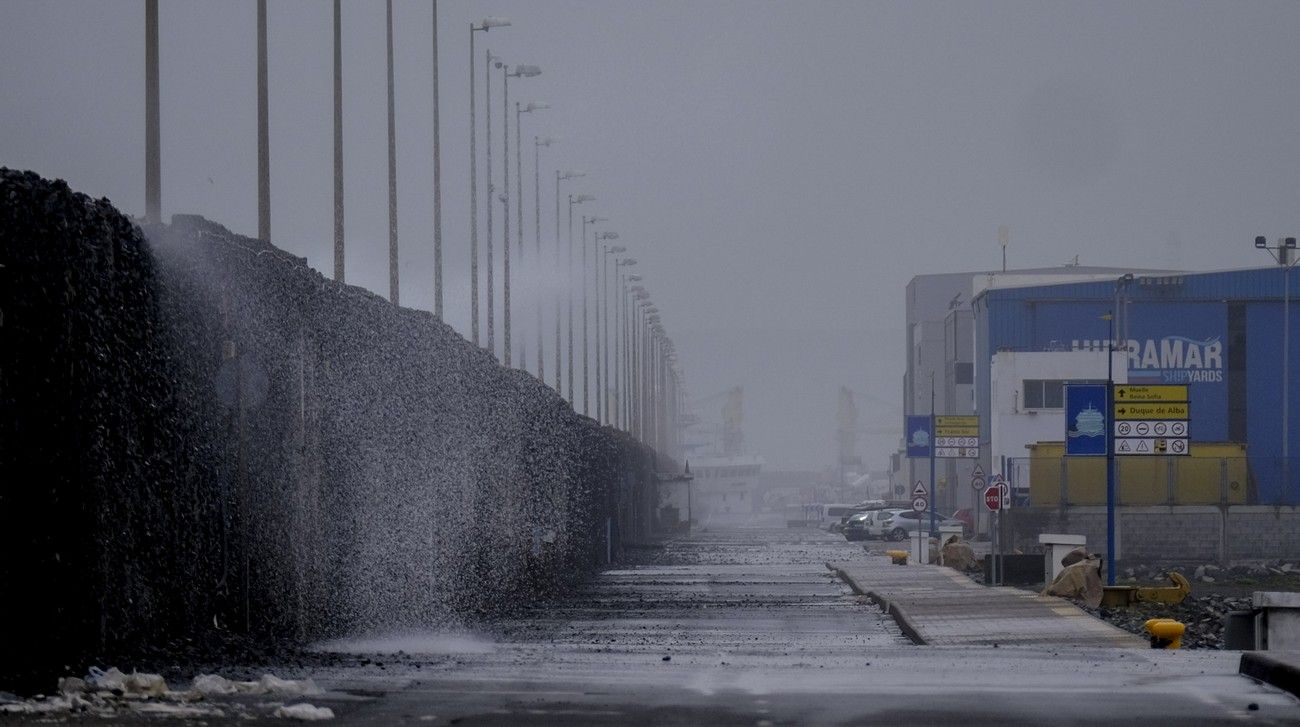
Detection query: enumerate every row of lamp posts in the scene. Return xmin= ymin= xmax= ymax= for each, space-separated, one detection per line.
xmin=140 ymin=4 xmax=680 ymax=449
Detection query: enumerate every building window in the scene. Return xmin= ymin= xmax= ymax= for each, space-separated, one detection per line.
xmin=954 ymin=362 xmax=973 ymax=385
xmin=1023 ymin=379 xmax=1064 ymax=409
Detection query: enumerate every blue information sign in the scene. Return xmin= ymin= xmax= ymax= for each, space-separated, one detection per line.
xmin=1065 ymin=383 xmax=1108 ymax=456
xmin=905 ymin=415 xmax=932 ymax=458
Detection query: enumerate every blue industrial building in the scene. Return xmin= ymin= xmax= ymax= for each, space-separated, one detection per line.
xmin=971 ymin=266 xmax=1300 ymax=504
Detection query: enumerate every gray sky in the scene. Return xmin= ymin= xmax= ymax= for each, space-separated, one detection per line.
xmin=3 ymin=1 xmax=1298 ymax=470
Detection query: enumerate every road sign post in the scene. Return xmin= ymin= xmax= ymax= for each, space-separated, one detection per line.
xmin=983 ymin=485 xmax=1001 ymax=512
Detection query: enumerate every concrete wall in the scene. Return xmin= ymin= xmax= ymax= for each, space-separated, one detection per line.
xmin=1001 ymin=504 xmax=1300 ymax=565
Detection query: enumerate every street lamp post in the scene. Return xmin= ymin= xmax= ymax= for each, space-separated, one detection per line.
xmin=485 ymin=50 xmax=498 ymax=355
xmin=617 ymin=265 xmax=639 ymax=429
xmin=1256 ymin=235 xmax=1299 ymax=499
xmin=568 ymin=194 xmax=595 ymax=404
xmin=580 ymin=214 xmax=609 ymax=416
xmin=554 ymin=171 xmax=585 ymax=390
xmin=599 ymin=239 xmax=625 ymax=423
xmin=500 ymin=66 xmax=541 ymax=367
xmin=514 ymin=101 xmax=547 ymax=369
xmin=533 ymin=138 xmax=557 ymax=378
xmin=469 ymin=17 xmax=510 ymax=346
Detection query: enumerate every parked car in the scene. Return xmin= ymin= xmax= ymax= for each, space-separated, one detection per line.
xmin=842 ymin=512 xmax=872 ymax=541
xmin=863 ymin=508 xmax=909 ymax=539
xmin=821 ymin=503 xmax=866 ymax=532
xmin=879 ymin=510 xmax=967 ymax=541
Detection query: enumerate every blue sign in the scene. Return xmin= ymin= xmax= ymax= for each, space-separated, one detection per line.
xmin=1065 ymin=383 xmax=1108 ymax=456
xmin=905 ymin=415 xmax=932 ymax=458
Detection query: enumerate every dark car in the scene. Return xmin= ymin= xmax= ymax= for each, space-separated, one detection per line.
xmin=842 ymin=512 xmax=871 ymax=541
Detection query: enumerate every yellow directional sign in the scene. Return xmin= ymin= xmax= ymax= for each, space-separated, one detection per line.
xmin=1113 ymin=385 xmax=1189 ymax=403
xmin=1114 ymin=402 xmax=1190 ymax=420
xmin=935 ymin=415 xmax=979 ymax=436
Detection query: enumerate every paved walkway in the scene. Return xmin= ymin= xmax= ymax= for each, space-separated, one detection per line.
xmin=830 ymin=556 xmax=1148 ymax=648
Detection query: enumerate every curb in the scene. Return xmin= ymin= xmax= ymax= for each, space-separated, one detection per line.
xmin=827 ymin=563 xmax=927 ymax=645
xmin=1240 ymin=652 xmax=1300 ymax=699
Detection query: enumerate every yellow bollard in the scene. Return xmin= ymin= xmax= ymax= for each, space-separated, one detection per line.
xmin=885 ymin=549 xmax=909 ymax=565
xmin=1144 ymin=618 xmax=1185 ymax=649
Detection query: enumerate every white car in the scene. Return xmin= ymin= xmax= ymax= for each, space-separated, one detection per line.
xmin=863 ymin=509 xmax=908 ymax=539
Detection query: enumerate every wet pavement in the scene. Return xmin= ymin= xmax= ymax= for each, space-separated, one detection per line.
xmin=830 ymin=558 xmax=1146 ymax=647
xmin=6 ymin=528 xmax=1298 ymax=724
xmin=310 ymin=528 xmax=1297 ymax=725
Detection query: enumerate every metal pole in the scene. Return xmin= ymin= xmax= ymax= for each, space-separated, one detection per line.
xmin=502 ymin=68 xmax=510 ymax=366
xmin=1106 ymin=310 xmax=1116 ymax=586
xmin=554 ymin=172 xmax=562 ymax=390
xmin=582 ymin=223 xmax=590 ymax=416
xmin=567 ymin=197 xmax=576 ymax=403
xmin=1284 ymin=257 xmax=1291 ymax=498
xmin=469 ymin=24 xmax=479 ymax=345
xmin=615 ymin=271 xmax=623 ymax=427
xmin=257 ymin=0 xmax=269 ymax=240
xmin=515 ymin=105 xmax=524 ymax=367
xmin=485 ymin=50 xmax=495 ymax=353
xmin=144 ymin=0 xmax=160 ymax=224
xmin=534 ymin=141 xmax=544 ymax=379
xmin=597 ymin=250 xmax=606 ymax=423
xmin=386 ymin=0 xmax=398 ymax=305
xmin=431 ymin=0 xmax=442 ymax=317
xmin=930 ymin=373 xmax=937 ymax=538
xmin=333 ymin=0 xmax=344 ymax=282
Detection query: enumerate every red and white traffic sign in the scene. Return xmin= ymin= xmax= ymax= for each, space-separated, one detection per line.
xmin=911 ymin=495 xmax=928 ymax=512
xmin=983 ymin=485 xmax=1002 ymax=512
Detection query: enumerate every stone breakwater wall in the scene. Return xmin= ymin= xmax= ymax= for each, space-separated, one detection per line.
xmin=0 ymin=169 xmax=656 ymax=691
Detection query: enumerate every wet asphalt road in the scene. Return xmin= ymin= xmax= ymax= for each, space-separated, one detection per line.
xmin=9 ymin=529 xmax=1295 ymax=724
xmin=312 ymin=528 xmax=1298 ymax=725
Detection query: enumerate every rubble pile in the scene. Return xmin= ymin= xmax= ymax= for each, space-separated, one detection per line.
xmin=0 ymin=169 xmax=656 ymax=692
xmin=1083 ymin=594 xmax=1253 ymax=650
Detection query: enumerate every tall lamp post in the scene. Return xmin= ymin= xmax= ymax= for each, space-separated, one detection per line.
xmin=485 ymin=51 xmax=498 ymax=354
xmin=1256 ymin=235 xmax=1299 ymax=499
xmin=580 ymin=214 xmax=609 ymax=416
xmin=554 ymin=171 xmax=585 ymax=390
xmin=568 ymin=194 xmax=596 ymax=403
xmin=468 ymin=17 xmax=510 ymax=345
xmin=533 ymin=137 xmax=557 ymax=378
xmin=514 ymin=102 xmax=547 ymax=369
xmin=499 ymin=65 xmax=541 ymax=366
xmin=616 ymin=265 xmax=640 ymax=428
xmin=598 ymin=237 xmax=624 ymax=423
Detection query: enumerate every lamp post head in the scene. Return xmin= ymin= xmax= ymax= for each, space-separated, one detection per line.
xmin=514 ymin=65 xmax=542 ymax=77
xmin=1257 ymin=236 xmax=1269 ymax=249
xmin=621 ymin=259 xmax=638 ymax=266
xmin=626 ymin=273 xmax=642 ymax=281
xmin=536 ymin=136 xmax=558 ymax=147
xmin=631 ymin=285 xmax=646 ymax=293
xmin=522 ymin=101 xmax=549 ymax=113
xmin=599 ymin=231 xmax=620 ymax=240
xmin=573 ymin=194 xmax=596 ymax=203
xmin=479 ymin=17 xmax=511 ymax=30
xmin=608 ymin=245 xmax=627 ymax=253
xmin=559 ymin=170 xmax=586 ymax=180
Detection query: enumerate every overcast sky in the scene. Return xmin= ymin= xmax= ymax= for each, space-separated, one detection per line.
xmin=3 ymin=1 xmax=1298 ymax=470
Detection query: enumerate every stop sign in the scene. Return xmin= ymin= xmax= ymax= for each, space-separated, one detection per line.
xmin=983 ymin=485 xmax=1002 ymax=512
